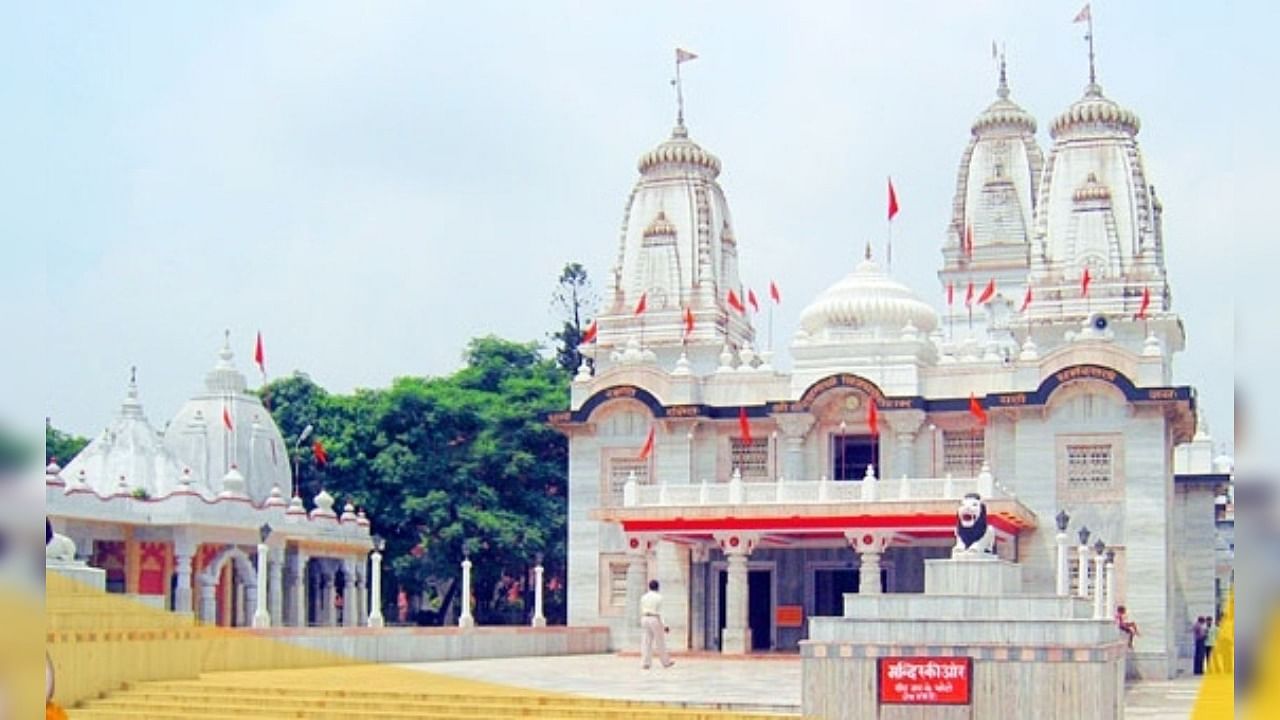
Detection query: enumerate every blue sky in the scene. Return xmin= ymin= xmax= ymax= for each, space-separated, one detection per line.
xmin=15 ymin=1 xmax=1263 ymax=451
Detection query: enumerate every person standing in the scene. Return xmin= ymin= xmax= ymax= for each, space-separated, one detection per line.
xmin=1192 ymin=616 xmax=1207 ymax=675
xmin=1205 ymin=617 xmax=1218 ymax=667
xmin=640 ymin=580 xmax=675 ymax=670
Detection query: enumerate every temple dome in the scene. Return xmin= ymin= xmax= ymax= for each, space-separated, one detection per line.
xmin=60 ymin=371 xmax=188 ymax=498
xmin=1050 ymin=84 xmax=1140 ymax=139
xmin=799 ymin=254 xmax=939 ymax=341
xmin=970 ymin=67 xmax=1036 ymax=136
xmin=637 ymin=124 xmax=721 ymax=177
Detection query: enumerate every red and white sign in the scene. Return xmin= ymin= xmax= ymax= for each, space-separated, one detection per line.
xmin=877 ymin=657 xmax=972 ymax=705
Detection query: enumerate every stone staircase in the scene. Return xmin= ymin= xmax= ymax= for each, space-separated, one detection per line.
xmin=70 ymin=666 xmax=799 ymax=719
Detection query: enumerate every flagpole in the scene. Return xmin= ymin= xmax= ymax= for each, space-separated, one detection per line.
xmin=768 ymin=304 xmax=774 ymax=352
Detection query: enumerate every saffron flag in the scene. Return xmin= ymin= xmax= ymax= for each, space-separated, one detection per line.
xmin=769 ymin=280 xmax=781 ymax=304
xmin=579 ymin=320 xmax=598 ymax=346
xmin=969 ymin=394 xmax=988 ymax=426
xmin=638 ymin=426 xmax=655 ymax=460
xmin=1081 ymin=268 xmax=1092 ymax=297
xmin=683 ymin=306 xmax=695 ymax=338
xmin=727 ymin=289 xmax=746 ymax=314
xmin=867 ymin=400 xmax=879 ymax=437
xmin=738 ymin=407 xmax=753 ymax=444
xmin=222 ymin=404 xmax=234 ymax=431
xmin=965 ymin=281 xmax=975 ymax=307
xmin=977 ymin=279 xmax=996 ymax=305
xmin=634 ymin=293 xmax=648 ymax=316
xmin=1136 ymin=287 xmax=1152 ymax=319
xmin=888 ymin=178 xmax=900 ymax=221
xmin=254 ymin=331 xmax=265 ymax=376
xmin=1074 ymin=3 xmax=1091 ymax=23
xmin=313 ymin=439 xmax=328 ymax=465
xmin=747 ymin=289 xmax=760 ymax=313
xmin=1020 ymin=285 xmax=1033 ymax=313
xmin=676 ymin=48 xmax=698 ymax=64
xmin=947 ymin=283 xmax=955 ymax=306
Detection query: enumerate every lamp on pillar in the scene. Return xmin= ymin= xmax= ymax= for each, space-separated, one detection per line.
xmin=252 ymin=524 xmax=272 ymax=628
xmin=1104 ymin=549 xmax=1117 ymax=618
xmin=1054 ymin=510 xmax=1071 ymax=597
xmin=1076 ymin=525 xmax=1091 ymax=599
xmin=367 ymin=535 xmax=386 ymax=628
xmin=459 ymin=550 xmax=475 ymax=628
xmin=532 ymin=552 xmax=547 ymax=628
xmin=1092 ymin=538 xmax=1107 ymax=620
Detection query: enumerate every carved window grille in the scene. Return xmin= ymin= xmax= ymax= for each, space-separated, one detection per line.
xmin=1066 ymin=444 xmax=1113 ymax=486
xmin=942 ymin=430 xmax=985 ymax=476
xmin=606 ymin=457 xmax=650 ymax=505
xmin=598 ymin=555 xmax=631 ymax=616
xmin=730 ymin=438 xmax=770 ymax=481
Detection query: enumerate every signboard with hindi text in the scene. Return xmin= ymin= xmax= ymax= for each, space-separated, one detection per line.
xmin=877 ymin=656 xmax=972 ymax=705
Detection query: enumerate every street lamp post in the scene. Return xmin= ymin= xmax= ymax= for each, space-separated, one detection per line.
xmin=1055 ymin=510 xmax=1071 ymax=597
xmin=292 ymin=425 xmax=313 ymax=497
xmin=253 ymin=523 xmax=272 ymax=628
xmin=1092 ymin=538 xmax=1107 ymax=620
xmin=532 ymin=554 xmax=546 ymax=628
xmin=459 ymin=553 xmax=475 ymax=628
xmin=367 ymin=535 xmax=385 ymax=628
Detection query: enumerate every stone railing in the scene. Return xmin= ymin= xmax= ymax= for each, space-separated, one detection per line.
xmin=623 ymin=464 xmax=1008 ymax=508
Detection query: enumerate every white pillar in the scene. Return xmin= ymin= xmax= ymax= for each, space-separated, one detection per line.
xmin=268 ymin=547 xmax=284 ymax=627
xmin=1077 ymin=545 xmax=1091 ymax=599
xmin=341 ymin=559 xmax=356 ymax=627
xmin=721 ymin=550 xmax=751 ymax=654
xmin=459 ymin=558 xmax=475 ymax=628
xmin=1104 ymin=557 xmax=1116 ymax=619
xmin=368 ymin=550 xmax=385 ymax=627
xmin=1055 ymin=532 xmax=1070 ymax=597
xmin=860 ymin=550 xmax=883 ymax=596
xmin=322 ymin=565 xmax=337 ymax=627
xmin=199 ymin=578 xmax=217 ymax=624
xmin=1092 ymin=553 xmax=1107 ymax=620
xmin=776 ymin=416 xmax=814 ymax=482
xmin=253 ymin=543 xmax=270 ymax=627
xmin=173 ymin=548 xmax=194 ymax=614
xmin=353 ymin=563 xmax=366 ymax=626
xmin=531 ymin=564 xmax=547 ymax=627
xmin=292 ymin=552 xmax=309 ymax=627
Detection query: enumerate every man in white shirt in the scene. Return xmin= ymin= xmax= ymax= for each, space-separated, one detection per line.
xmin=640 ymin=579 xmax=675 ymax=669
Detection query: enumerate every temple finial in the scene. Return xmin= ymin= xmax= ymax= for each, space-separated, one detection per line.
xmin=1073 ymin=3 xmax=1098 ymax=90
xmin=130 ymin=365 xmax=137 ymax=384
xmin=672 ymin=48 xmax=698 ymax=128
xmin=995 ymin=43 xmax=1009 ymax=99
xmin=864 ymin=241 xmax=873 ymax=261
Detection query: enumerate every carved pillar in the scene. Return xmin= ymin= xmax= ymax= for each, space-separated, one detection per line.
xmin=252 ymin=543 xmax=270 ymax=628
xmin=1077 ymin=543 xmax=1091 ymax=599
xmin=775 ymin=415 xmax=815 ymax=481
xmin=1055 ymin=531 xmax=1071 ymax=597
xmin=847 ymin=531 xmax=893 ymax=596
xmin=341 ymin=558 xmax=357 ymax=627
xmin=353 ymin=561 xmax=366 ymax=627
xmin=321 ymin=562 xmax=337 ymax=627
xmin=268 ymin=546 xmax=284 ymax=628
xmin=290 ymin=550 xmax=309 ymax=627
xmin=532 ymin=564 xmax=547 ymax=627
xmin=884 ymin=411 xmax=925 ymax=479
xmin=715 ymin=533 xmax=758 ymax=654
xmin=173 ymin=542 xmax=195 ymax=615
xmin=199 ymin=576 xmax=217 ymax=624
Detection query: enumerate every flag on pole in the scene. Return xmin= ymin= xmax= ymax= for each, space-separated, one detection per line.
xmin=676 ymin=48 xmax=698 ymax=64
xmin=313 ymin=439 xmax=329 ymax=465
xmin=738 ymin=407 xmax=753 ymax=444
xmin=222 ymin=404 xmax=234 ymax=431
xmin=634 ymin=293 xmax=648 ymax=315
xmin=867 ymin=400 xmax=879 ymax=437
xmin=1135 ymin=287 xmax=1151 ymax=319
xmin=638 ymin=426 xmax=656 ymax=460
xmin=727 ymin=289 xmax=746 ymax=315
xmin=947 ymin=283 xmax=955 ymax=306
xmin=683 ymin=306 xmax=695 ymax=338
xmin=969 ymin=394 xmax=988 ymax=426
xmin=965 ymin=281 xmax=975 ymax=307
xmin=579 ymin=320 xmax=598 ymax=346
xmin=254 ymin=331 xmax=266 ymax=377
xmin=1081 ymin=268 xmax=1092 ymax=297
xmin=747 ymin=289 xmax=760 ymax=313
xmin=977 ymin=279 xmax=996 ymax=305
xmin=769 ymin=280 xmax=781 ymax=304
xmin=888 ymin=178 xmax=900 ymax=221
xmin=1073 ymin=3 xmax=1091 ymax=23
xmin=1020 ymin=285 xmax=1033 ymax=313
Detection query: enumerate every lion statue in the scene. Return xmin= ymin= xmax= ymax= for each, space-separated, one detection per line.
xmin=952 ymin=492 xmax=996 ymax=558
xmin=45 ymin=519 xmax=77 ymax=564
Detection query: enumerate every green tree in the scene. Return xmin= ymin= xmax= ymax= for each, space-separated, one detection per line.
xmin=549 ymin=262 xmax=598 ymax=374
xmin=45 ymin=420 xmax=89 ymax=466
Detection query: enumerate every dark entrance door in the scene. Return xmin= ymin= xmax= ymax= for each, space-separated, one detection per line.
xmin=716 ymin=568 xmax=773 ymax=651
xmin=832 ymin=434 xmax=879 ymax=480
xmin=813 ymin=569 xmax=859 ymax=616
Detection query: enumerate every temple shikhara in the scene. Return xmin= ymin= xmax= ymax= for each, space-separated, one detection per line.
xmin=553 ymin=56 xmax=1231 ymax=679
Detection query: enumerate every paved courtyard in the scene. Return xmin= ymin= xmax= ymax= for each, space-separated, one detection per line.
xmin=399 ymin=654 xmax=1208 ymax=717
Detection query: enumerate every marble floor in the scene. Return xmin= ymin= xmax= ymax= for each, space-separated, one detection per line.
xmin=398 ymin=654 xmax=1209 ymax=717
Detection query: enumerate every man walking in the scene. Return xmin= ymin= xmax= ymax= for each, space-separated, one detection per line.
xmin=1192 ymin=616 xmax=1207 ymax=675
xmin=1205 ymin=616 xmax=1218 ymax=667
xmin=640 ymin=580 xmax=675 ymax=670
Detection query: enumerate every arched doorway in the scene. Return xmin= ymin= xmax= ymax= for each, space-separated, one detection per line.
xmin=198 ymin=546 xmax=257 ymax=627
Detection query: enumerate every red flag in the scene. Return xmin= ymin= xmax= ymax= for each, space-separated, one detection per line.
xmin=254 ymin=331 xmax=265 ymax=376
xmin=887 ymin=178 xmax=900 ymax=221
xmin=1073 ymin=4 xmax=1091 ymax=23
xmin=965 ymin=281 xmax=975 ymax=307
xmin=977 ymin=279 xmax=996 ymax=304
xmin=727 ymin=289 xmax=746 ymax=315
xmin=769 ymin=280 xmax=781 ymax=304
xmin=638 ymin=426 xmax=655 ymax=461
xmin=1081 ymin=268 xmax=1092 ymax=297
xmin=969 ymin=394 xmax=988 ymax=426
xmin=1135 ymin=287 xmax=1151 ymax=319
xmin=683 ymin=306 xmax=694 ymax=338
xmin=579 ymin=320 xmax=598 ymax=346
xmin=866 ymin=400 xmax=879 ymax=437
xmin=634 ymin=293 xmax=648 ymax=316
xmin=747 ymin=289 xmax=760 ymax=313
xmin=946 ymin=283 xmax=955 ymax=306
xmin=738 ymin=407 xmax=753 ymax=444
xmin=1020 ymin=285 xmax=1033 ymax=313
xmin=222 ymin=404 xmax=234 ymax=431
xmin=675 ymin=48 xmax=698 ymax=64
xmin=312 ymin=439 xmax=329 ymax=465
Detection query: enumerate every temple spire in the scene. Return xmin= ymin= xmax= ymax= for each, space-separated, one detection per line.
xmin=672 ymin=48 xmax=698 ymax=128
xmin=996 ymin=44 xmax=1009 ymax=99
